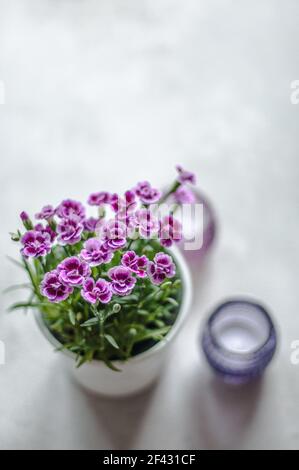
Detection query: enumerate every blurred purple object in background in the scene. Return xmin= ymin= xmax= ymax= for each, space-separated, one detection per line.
xmin=179 ymin=189 xmax=217 ymax=265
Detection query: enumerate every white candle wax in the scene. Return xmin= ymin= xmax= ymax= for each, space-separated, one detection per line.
xmin=211 ymin=303 xmax=270 ymax=354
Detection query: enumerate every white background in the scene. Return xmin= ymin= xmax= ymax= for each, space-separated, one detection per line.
xmin=0 ymin=0 xmax=298 ymax=449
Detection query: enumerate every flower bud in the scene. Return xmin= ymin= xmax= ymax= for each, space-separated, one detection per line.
xmin=20 ymin=211 xmax=29 ymax=222
xmin=129 ymin=328 xmax=137 ymax=337
xmin=10 ymin=232 xmax=20 ymax=242
xmin=112 ymin=303 xmax=121 ymax=314
xmin=76 ymin=312 xmax=83 ymax=322
xmin=20 ymin=211 xmax=33 ymax=230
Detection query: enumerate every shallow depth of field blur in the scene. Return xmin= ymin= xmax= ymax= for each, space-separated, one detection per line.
xmin=0 ymin=0 xmax=298 ymax=450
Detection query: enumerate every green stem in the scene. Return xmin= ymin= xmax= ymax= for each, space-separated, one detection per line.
xmin=99 ymin=316 xmax=105 ymax=352
xmin=48 ymin=219 xmax=56 ymax=231
xmin=169 ymin=203 xmax=179 ymax=216
xmin=39 ymin=258 xmax=47 ymax=274
xmin=159 ymin=181 xmax=181 ymax=204
xmin=127 ymin=238 xmax=135 ymax=251
xmin=138 ymin=286 xmax=161 ymax=308
xmin=22 ymin=257 xmax=41 ymax=299
xmin=63 ymin=246 xmax=71 ymax=258
xmin=93 ymin=305 xmax=105 ymax=353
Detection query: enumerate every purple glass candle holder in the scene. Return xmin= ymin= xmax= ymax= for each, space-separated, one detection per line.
xmin=201 ymin=299 xmax=277 ymax=384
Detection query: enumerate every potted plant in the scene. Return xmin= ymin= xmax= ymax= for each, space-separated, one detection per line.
xmin=8 ymin=166 xmax=195 ymax=396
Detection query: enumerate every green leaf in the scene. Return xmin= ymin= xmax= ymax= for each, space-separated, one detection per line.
xmin=173 ymin=279 xmax=181 ymax=288
xmin=104 ymin=334 xmax=120 ymax=350
xmin=84 ymin=349 xmax=94 ymax=362
xmin=105 ymin=312 xmax=114 ymax=321
xmin=6 ymin=256 xmax=24 ymax=269
xmin=2 ymin=283 xmax=31 ymax=294
xmin=161 ymin=281 xmax=172 ymax=290
xmin=137 ymin=309 xmax=149 ymax=316
xmin=76 ymin=354 xmax=87 ymax=368
xmin=154 ymin=291 xmax=163 ymax=300
xmin=8 ymin=301 xmax=49 ymax=312
xmin=21 ymin=257 xmax=40 ymax=297
xmin=104 ymin=359 xmax=122 ymax=372
xmin=80 ymin=317 xmax=99 ymax=328
xmin=68 ymin=310 xmax=76 ymax=326
xmin=136 ymin=326 xmax=171 ymax=342
xmin=166 ymin=297 xmax=179 ymax=307
xmin=116 ymin=296 xmax=138 ymax=304
xmin=142 ymin=245 xmax=154 ymax=254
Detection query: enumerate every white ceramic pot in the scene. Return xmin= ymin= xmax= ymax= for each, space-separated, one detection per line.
xmin=35 ymin=247 xmax=192 ymax=397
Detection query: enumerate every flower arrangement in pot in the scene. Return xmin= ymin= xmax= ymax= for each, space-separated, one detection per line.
xmin=8 ymin=166 xmax=195 ymax=396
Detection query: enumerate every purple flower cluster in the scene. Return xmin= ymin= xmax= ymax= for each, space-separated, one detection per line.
xmin=101 ymin=220 xmax=127 ymax=251
xmin=57 ymin=257 xmax=91 ymax=286
xmin=135 ymin=209 xmax=160 ymax=239
xmin=40 ymin=271 xmax=73 ymax=303
xmin=147 ymin=253 xmax=176 ymax=285
xmin=81 ymin=278 xmax=112 ymax=304
xmin=40 ymin=247 xmax=176 ymax=304
xmin=35 ymin=223 xmax=56 ymax=243
xmin=108 ymin=192 xmax=138 ymax=239
xmin=56 ymin=199 xmax=86 ymax=220
xmin=35 ymin=205 xmax=55 ymax=220
xmin=176 ymin=165 xmax=196 ymax=185
xmin=108 ymin=266 xmax=136 ymax=296
xmin=40 ymin=257 xmax=91 ymax=303
xmin=52 ymin=199 xmax=86 ymax=246
xmin=80 ymin=238 xmax=113 ymax=267
xmin=87 ymin=191 xmax=111 ymax=207
xmin=121 ymin=251 xmax=148 ymax=278
xmin=21 ymin=230 xmax=52 ymax=258
xmin=57 ymin=218 xmax=83 ymax=246
xmin=135 ymin=181 xmax=162 ymax=204
xmin=22 ymin=166 xmax=193 ymax=309
xmin=83 ymin=217 xmax=101 ymax=233
xmin=80 ymin=250 xmax=149 ymax=304
xmin=173 ymin=186 xmax=196 ymax=204
xmin=159 ymin=215 xmax=182 ymax=248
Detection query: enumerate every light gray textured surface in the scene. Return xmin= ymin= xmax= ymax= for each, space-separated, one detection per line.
xmin=0 ymin=0 xmax=299 ymax=449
